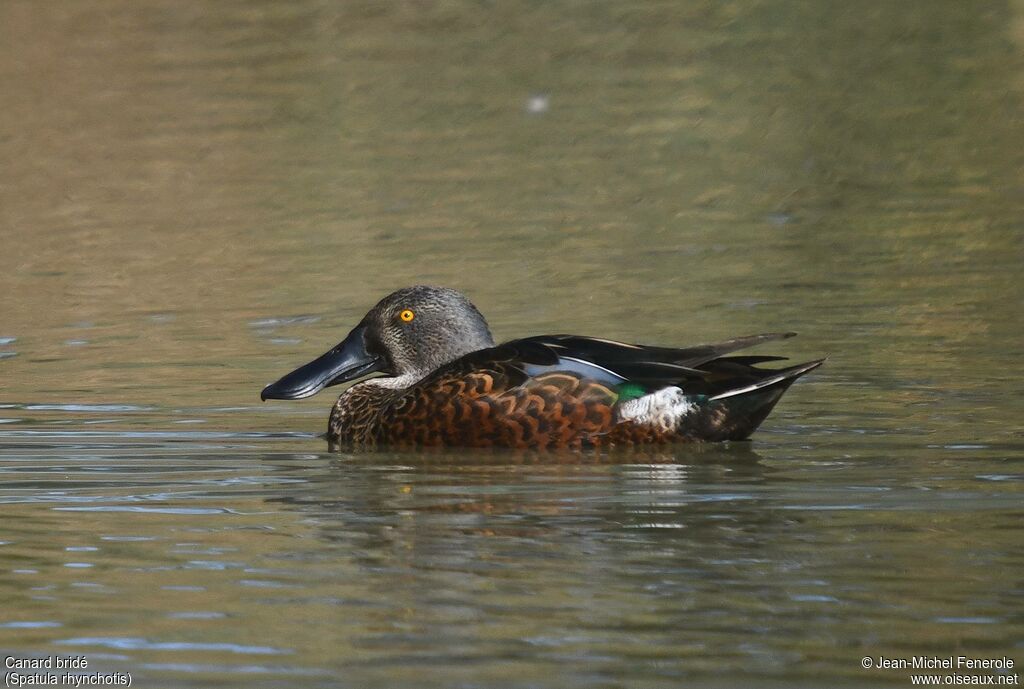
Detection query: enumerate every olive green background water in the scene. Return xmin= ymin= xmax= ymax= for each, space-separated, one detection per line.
xmin=1 ymin=2 xmax=1021 ymax=687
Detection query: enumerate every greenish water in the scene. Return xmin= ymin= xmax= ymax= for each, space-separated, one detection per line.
xmin=0 ymin=2 xmax=1021 ymax=687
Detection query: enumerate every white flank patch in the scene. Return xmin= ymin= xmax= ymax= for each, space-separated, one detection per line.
xmin=617 ymin=387 xmax=697 ymax=431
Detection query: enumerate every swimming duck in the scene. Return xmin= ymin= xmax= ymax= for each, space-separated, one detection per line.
xmin=261 ymin=286 xmax=823 ymax=449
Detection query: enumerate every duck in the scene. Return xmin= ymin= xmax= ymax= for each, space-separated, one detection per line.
xmin=260 ymin=286 xmax=824 ymax=449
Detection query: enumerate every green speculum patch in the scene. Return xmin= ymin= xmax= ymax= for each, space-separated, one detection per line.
xmin=616 ymin=382 xmax=649 ymax=403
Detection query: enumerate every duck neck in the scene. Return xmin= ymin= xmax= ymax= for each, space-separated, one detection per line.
xmin=360 ymin=372 xmax=423 ymax=390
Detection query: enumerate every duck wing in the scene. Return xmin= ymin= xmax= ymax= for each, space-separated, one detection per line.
xmin=520 ymin=332 xmax=797 ymax=369
xmin=425 ymin=332 xmax=811 ymax=397
xmin=509 ymin=333 xmax=824 ymax=411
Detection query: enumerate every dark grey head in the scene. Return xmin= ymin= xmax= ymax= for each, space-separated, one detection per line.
xmin=360 ymin=286 xmax=495 ymax=378
xmin=261 ymin=286 xmax=495 ymax=400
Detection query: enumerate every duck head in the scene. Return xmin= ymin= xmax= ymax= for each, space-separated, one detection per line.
xmin=260 ymin=286 xmax=495 ymax=400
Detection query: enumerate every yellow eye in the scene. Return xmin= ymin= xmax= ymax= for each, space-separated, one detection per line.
xmin=399 ymin=309 xmax=415 ymax=323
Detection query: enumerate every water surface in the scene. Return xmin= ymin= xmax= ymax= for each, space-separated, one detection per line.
xmin=1 ymin=2 xmax=1021 ymax=687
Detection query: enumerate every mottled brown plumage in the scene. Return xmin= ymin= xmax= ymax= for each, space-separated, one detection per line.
xmin=329 ymin=363 xmax=625 ymax=449
xmin=261 ymin=286 xmax=824 ymax=450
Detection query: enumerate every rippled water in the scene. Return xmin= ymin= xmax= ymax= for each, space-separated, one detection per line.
xmin=1 ymin=2 xmax=1022 ymax=687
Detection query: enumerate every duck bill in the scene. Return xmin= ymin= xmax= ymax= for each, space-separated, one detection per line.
xmin=260 ymin=325 xmax=384 ymax=401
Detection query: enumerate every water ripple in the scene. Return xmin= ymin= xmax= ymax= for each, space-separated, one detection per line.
xmin=55 ymin=637 xmax=292 ymax=655
xmin=54 ymin=506 xmax=235 ymax=515
xmin=142 ymin=662 xmax=329 ymax=676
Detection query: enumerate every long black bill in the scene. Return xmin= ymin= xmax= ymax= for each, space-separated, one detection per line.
xmin=260 ymin=325 xmax=385 ymax=401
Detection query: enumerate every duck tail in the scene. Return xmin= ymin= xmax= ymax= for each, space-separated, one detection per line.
xmin=694 ymin=358 xmax=826 ymax=441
